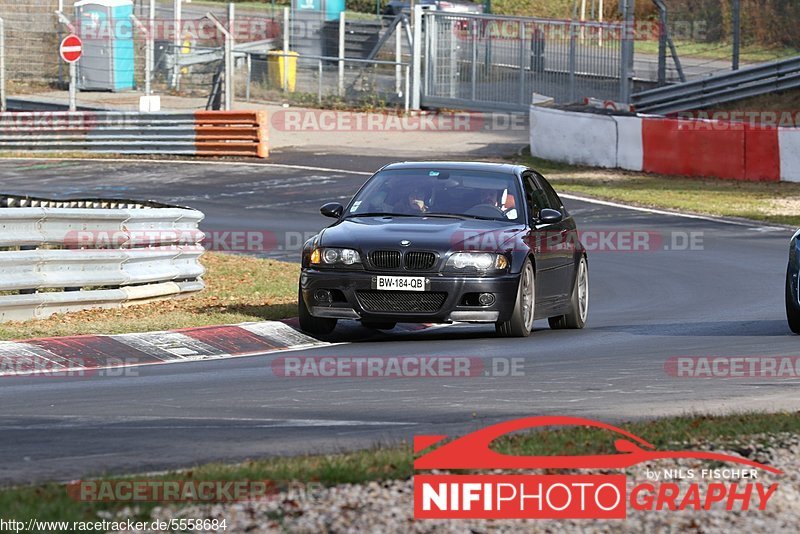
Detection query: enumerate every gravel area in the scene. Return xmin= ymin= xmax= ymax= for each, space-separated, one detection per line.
xmin=115 ymin=433 xmax=800 ymax=533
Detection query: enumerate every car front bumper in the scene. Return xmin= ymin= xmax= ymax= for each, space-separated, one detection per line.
xmin=300 ymin=269 xmax=520 ymax=324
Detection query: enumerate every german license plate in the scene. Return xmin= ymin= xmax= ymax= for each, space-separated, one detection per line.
xmin=373 ymin=276 xmax=427 ymax=292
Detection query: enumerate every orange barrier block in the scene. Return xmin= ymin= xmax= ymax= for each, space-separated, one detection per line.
xmin=193 ymin=111 xmax=269 ymax=159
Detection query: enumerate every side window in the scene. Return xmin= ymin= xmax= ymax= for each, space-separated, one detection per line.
xmin=522 ymin=173 xmax=541 ymax=219
xmin=535 ymin=173 xmax=564 ymax=211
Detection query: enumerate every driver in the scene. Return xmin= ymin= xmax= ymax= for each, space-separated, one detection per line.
xmin=474 ymin=189 xmax=498 ymax=208
xmin=395 ymin=185 xmax=428 ymax=214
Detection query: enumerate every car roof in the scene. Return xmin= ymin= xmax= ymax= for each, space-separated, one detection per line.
xmin=380 ymin=161 xmax=528 ymax=175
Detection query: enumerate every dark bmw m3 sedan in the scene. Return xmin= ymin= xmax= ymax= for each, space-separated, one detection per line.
xmin=787 ymin=229 xmax=800 ymax=334
xmin=298 ymin=162 xmax=588 ymax=338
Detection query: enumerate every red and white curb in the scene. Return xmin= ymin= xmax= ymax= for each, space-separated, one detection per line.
xmin=0 ymin=321 xmax=328 ymax=377
xmin=0 ymin=320 xmax=442 ymax=377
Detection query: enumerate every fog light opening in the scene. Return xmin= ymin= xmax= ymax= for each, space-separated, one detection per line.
xmin=314 ymin=289 xmax=333 ymax=305
xmin=478 ymin=293 xmax=496 ymax=307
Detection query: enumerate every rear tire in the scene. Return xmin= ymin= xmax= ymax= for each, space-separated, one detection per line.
xmin=361 ymin=321 xmax=397 ymax=330
xmin=786 ymin=269 xmax=800 ymax=334
xmin=549 ymin=256 xmax=589 ymax=330
xmin=496 ymin=258 xmax=535 ymax=338
xmin=298 ymin=286 xmax=337 ymax=336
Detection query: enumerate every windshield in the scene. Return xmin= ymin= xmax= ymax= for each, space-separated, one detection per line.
xmin=345 ymin=169 xmax=524 ymax=223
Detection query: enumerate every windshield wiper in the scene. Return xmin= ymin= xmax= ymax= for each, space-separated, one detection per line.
xmin=422 ymin=213 xmax=469 ymax=220
xmin=344 ymin=212 xmax=420 ymax=219
xmin=426 ymin=213 xmax=501 ymax=221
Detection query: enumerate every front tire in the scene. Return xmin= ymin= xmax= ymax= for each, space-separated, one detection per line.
xmin=298 ymin=286 xmax=337 ymax=336
xmin=496 ymin=258 xmax=535 ymax=338
xmin=549 ymin=256 xmax=589 ymax=330
xmin=786 ymin=269 xmax=800 ymax=334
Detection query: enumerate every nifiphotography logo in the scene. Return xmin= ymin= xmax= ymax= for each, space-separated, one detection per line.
xmin=413 ymin=416 xmax=782 ymax=520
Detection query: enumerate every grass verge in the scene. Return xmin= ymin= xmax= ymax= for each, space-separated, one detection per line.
xmin=1 ymin=411 xmax=797 ymax=522
xmin=634 ymin=40 xmax=800 ymax=63
xmin=0 ymin=252 xmax=299 ymax=341
xmin=516 ymin=154 xmax=800 ymax=227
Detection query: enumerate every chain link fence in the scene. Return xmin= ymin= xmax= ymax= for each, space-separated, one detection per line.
xmin=422 ymin=11 xmax=625 ymax=110
xmin=0 ymin=1 xmax=62 ymax=91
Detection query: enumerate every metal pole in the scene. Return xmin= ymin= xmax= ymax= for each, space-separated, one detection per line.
xmin=173 ymin=0 xmax=181 ymax=88
xmin=518 ymin=20 xmax=525 ymax=105
xmin=69 ymin=61 xmax=77 ymax=111
xmin=55 ymin=11 xmax=77 ymax=109
xmin=206 ymin=12 xmax=233 ymax=110
xmin=338 ymin=11 xmax=345 ymax=97
xmin=246 ymin=53 xmax=252 ymax=102
xmin=395 ymin=20 xmax=402 ymax=95
xmin=618 ymin=0 xmax=633 ymax=103
xmin=404 ymin=64 xmax=410 ymax=112
xmin=0 ymin=18 xmax=5 ymax=112
xmin=149 ymin=0 xmax=155 ymax=74
xmin=318 ymin=58 xmax=323 ymax=104
xmin=411 ymin=5 xmax=423 ymax=110
xmin=228 ymin=2 xmax=235 ymax=105
xmin=580 ymin=0 xmax=586 ymax=42
xmin=599 ymin=0 xmax=604 ymax=47
xmin=131 ymin=14 xmax=152 ymax=96
xmin=657 ymin=2 xmax=667 ymax=85
xmin=732 ymin=0 xmax=741 ymax=71
xmin=569 ymin=23 xmax=576 ymax=103
xmin=283 ymin=7 xmax=290 ymax=92
xmin=283 ymin=7 xmax=290 ymax=52
xmin=470 ymin=19 xmax=477 ymax=100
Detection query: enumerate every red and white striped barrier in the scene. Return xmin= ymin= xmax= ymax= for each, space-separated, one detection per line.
xmin=530 ymin=106 xmax=799 ymax=182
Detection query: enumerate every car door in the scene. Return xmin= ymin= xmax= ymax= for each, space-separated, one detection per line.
xmin=522 ymin=172 xmax=561 ymax=306
xmin=534 ymin=172 xmax=577 ymax=301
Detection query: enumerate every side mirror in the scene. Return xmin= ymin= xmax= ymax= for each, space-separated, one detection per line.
xmin=320 ymin=202 xmax=344 ymax=219
xmin=537 ymin=208 xmax=563 ymax=225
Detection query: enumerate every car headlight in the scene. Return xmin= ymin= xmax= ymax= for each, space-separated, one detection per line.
xmin=311 ymin=247 xmax=362 ymax=266
xmin=446 ymin=252 xmax=508 ymax=272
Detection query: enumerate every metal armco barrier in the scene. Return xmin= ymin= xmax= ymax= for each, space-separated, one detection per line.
xmin=0 ymin=111 xmax=269 ymax=158
xmin=632 ymin=56 xmax=800 ymax=115
xmin=0 ymin=194 xmax=206 ymax=322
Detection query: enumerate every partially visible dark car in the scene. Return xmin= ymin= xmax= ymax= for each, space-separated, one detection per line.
xmin=383 ymin=0 xmax=484 ymax=16
xmin=786 ymin=229 xmax=800 ymax=333
xmin=298 ymin=162 xmax=588 ymax=338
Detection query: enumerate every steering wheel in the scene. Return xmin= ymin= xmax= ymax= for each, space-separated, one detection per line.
xmin=465 ymin=204 xmax=506 ymax=219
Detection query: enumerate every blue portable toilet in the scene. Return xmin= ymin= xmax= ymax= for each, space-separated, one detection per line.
xmin=75 ymin=0 xmax=135 ymax=91
xmin=293 ymin=0 xmax=345 ymax=21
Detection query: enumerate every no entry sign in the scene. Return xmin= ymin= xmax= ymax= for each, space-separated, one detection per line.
xmin=60 ymin=34 xmax=83 ymax=63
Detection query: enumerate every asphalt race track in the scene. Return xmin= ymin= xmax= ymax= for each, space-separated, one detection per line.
xmin=0 ymin=157 xmax=798 ymax=485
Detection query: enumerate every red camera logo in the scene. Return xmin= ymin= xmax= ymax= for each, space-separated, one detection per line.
xmin=413 ymin=416 xmax=782 ymax=520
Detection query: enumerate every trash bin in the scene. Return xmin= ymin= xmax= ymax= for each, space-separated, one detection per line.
xmin=268 ymin=51 xmax=298 ymax=92
xmin=75 ymin=0 xmax=135 ymax=91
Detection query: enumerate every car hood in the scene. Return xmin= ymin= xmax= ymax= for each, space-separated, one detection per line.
xmin=319 ymin=216 xmax=526 ymax=252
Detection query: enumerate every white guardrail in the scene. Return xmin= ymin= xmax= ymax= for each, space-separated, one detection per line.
xmin=0 ymin=195 xmax=205 ymax=322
